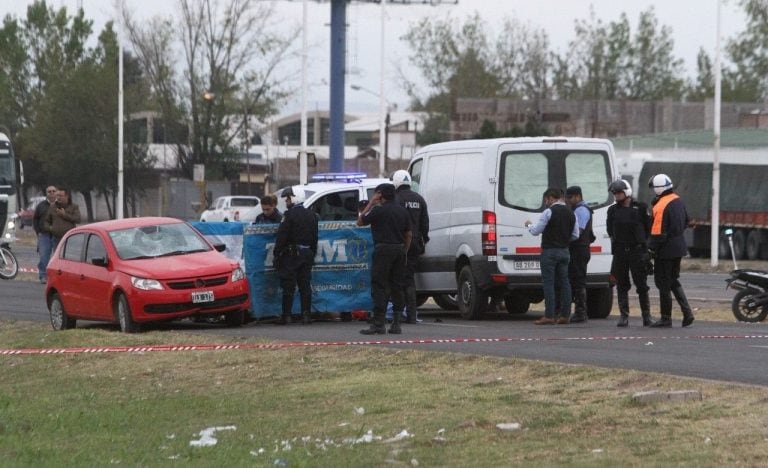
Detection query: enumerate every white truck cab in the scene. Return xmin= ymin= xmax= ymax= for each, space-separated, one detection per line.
xmin=409 ymin=137 xmax=619 ymax=320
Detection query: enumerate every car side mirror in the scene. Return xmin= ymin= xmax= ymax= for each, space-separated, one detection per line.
xmin=213 ymin=243 xmax=227 ymax=252
xmin=91 ymin=257 xmax=109 ymax=267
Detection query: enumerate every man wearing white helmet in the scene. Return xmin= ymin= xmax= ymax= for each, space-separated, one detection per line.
xmin=274 ymin=186 xmax=319 ymax=325
xmin=607 ymin=179 xmax=654 ymax=327
xmin=392 ymin=169 xmax=430 ymax=324
xmin=647 ymin=174 xmax=694 ymax=328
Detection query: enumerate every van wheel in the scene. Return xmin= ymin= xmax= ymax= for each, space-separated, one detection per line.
xmin=586 ymin=287 xmax=613 ymax=319
xmin=457 ymin=266 xmax=488 ymax=320
xmin=433 ymin=293 xmax=459 ymax=311
xmin=503 ymin=294 xmax=530 ymax=315
xmin=746 ymin=230 xmax=764 ymax=260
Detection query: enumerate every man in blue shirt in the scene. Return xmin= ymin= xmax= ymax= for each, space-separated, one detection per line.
xmin=525 ymin=188 xmax=579 ymax=325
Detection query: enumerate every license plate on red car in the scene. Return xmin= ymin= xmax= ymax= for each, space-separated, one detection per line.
xmin=192 ymin=291 xmax=214 ymax=303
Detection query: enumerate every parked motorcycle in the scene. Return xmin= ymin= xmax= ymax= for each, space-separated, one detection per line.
xmin=726 ymin=269 xmax=768 ymax=322
xmin=723 ymin=228 xmax=768 ymax=322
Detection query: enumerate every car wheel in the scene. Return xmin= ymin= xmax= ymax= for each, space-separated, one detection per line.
xmin=225 ymin=310 xmax=245 ymax=327
xmin=433 ymin=293 xmax=459 ymax=311
xmin=586 ymin=287 xmax=613 ymax=319
xmin=503 ymin=294 xmax=530 ymax=314
xmin=457 ymin=265 xmax=488 ymax=320
xmin=115 ymin=293 xmax=140 ymax=333
xmin=49 ymin=293 xmax=76 ymax=331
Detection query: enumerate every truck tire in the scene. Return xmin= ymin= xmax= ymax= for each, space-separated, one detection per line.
xmin=586 ymin=287 xmax=613 ymax=319
xmin=718 ymin=235 xmax=730 ymax=259
xmin=747 ymin=230 xmax=765 ymax=260
xmin=457 ymin=265 xmax=488 ymax=320
xmin=732 ymin=230 xmax=747 ymax=260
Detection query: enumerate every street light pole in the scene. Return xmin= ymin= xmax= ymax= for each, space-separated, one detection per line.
xmin=351 ymin=84 xmax=392 ymax=177
xmin=378 ymin=0 xmax=387 ymax=178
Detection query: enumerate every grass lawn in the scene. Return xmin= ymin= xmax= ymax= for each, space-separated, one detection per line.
xmin=1 ymin=320 xmax=767 ymax=466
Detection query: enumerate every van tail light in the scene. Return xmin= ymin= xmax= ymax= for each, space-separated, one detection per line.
xmin=482 ymin=210 xmax=497 ymax=255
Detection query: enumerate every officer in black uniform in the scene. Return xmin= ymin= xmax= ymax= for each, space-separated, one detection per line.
xmin=607 ymin=179 xmax=654 ymax=327
xmin=274 ymin=187 xmax=318 ymax=325
xmin=565 ymin=186 xmax=594 ymax=323
xmin=357 ymin=183 xmax=412 ymax=335
xmin=392 ymin=170 xmax=429 ymax=324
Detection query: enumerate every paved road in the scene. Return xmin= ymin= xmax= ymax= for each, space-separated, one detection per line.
xmin=2 ymin=273 xmax=767 ymax=387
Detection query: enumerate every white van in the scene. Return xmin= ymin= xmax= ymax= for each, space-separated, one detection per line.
xmin=409 ymin=137 xmax=618 ymax=320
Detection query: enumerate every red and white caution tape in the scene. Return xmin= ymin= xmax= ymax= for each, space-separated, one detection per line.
xmin=1 ymin=334 xmax=767 ymax=356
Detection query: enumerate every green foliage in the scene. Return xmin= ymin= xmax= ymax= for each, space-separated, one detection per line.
xmin=725 ymin=0 xmax=768 ymax=101
xmin=125 ymin=0 xmax=294 ymax=180
xmin=554 ymin=7 xmax=684 ymax=101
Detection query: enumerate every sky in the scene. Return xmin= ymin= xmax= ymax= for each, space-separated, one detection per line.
xmin=1 ymin=0 xmax=748 ymax=114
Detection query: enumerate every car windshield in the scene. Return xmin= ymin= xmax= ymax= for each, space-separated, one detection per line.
xmin=108 ymin=222 xmax=211 ymax=260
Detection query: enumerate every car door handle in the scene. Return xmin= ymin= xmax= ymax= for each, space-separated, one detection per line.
xmin=80 ymin=274 xmax=85 ymax=280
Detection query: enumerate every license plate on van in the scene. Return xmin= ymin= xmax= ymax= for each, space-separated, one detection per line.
xmin=513 ymin=260 xmax=540 ymax=270
xmin=192 ymin=291 xmax=214 ymax=303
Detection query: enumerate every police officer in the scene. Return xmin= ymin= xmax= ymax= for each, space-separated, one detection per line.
xmin=392 ymin=169 xmax=429 ymax=324
xmin=357 ymin=183 xmax=412 ymax=335
xmin=274 ymin=187 xmax=318 ymax=325
xmin=607 ymin=179 xmax=654 ymax=327
xmin=565 ymin=186 xmax=594 ymax=323
xmin=647 ymin=174 xmax=694 ymax=328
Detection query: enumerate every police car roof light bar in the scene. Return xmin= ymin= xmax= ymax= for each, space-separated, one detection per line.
xmin=311 ymin=172 xmax=368 ymax=182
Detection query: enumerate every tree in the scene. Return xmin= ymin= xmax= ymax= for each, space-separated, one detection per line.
xmin=626 ymin=7 xmax=685 ymax=100
xmin=27 ymin=22 xmax=153 ymax=221
xmin=725 ymin=0 xmax=768 ymax=101
xmin=125 ymin=0 xmax=295 ymax=179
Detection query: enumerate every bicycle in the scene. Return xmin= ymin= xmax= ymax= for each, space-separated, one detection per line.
xmin=0 ymin=243 xmax=19 ymax=280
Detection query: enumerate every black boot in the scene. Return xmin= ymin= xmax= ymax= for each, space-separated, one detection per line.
xmin=404 ymin=286 xmax=418 ymax=324
xmin=276 ymin=314 xmax=289 ymax=325
xmin=360 ymin=324 xmax=386 ymax=335
xmin=570 ymin=289 xmax=588 ymax=323
xmin=616 ymin=309 xmax=629 ymax=327
xmin=650 ymin=316 xmax=672 ymax=328
xmin=361 ymin=313 xmax=386 ymax=335
xmin=616 ymin=289 xmax=630 ymax=327
xmin=389 ymin=311 xmax=402 ymax=334
xmin=673 ymin=285 xmax=695 ymax=327
xmin=639 ymin=290 xmax=654 ymax=326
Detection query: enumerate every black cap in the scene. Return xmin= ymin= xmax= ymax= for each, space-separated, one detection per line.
xmin=565 ymin=186 xmax=582 ymax=196
xmin=375 ymin=183 xmax=396 ymax=200
xmin=281 ymin=187 xmax=295 ymax=198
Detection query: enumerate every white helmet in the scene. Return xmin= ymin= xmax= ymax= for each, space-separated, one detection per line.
xmin=391 ymin=170 xmax=411 ymax=188
xmin=282 ymin=186 xmax=307 ymax=204
xmin=608 ymin=179 xmax=632 ymax=198
xmin=648 ymin=174 xmax=673 ymax=196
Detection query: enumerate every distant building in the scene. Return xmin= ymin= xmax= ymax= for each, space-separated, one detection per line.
xmin=450 ymin=97 xmax=768 ymax=139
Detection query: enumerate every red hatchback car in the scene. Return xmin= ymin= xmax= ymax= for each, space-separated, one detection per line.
xmin=45 ymin=217 xmax=250 ymax=332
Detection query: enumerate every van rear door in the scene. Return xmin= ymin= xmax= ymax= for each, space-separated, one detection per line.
xmin=494 ymin=140 xmax=615 ymax=277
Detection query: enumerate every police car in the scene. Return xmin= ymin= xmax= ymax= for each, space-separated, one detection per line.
xmin=276 ymin=172 xmax=389 ymax=222
xmin=276 ymin=172 xmax=458 ymax=311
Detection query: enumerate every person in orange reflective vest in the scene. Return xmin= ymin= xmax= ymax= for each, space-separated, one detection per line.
xmin=647 ymin=174 xmax=694 ymax=328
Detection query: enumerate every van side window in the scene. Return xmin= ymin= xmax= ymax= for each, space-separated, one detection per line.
xmin=410 ymin=159 xmax=423 ymax=192
xmin=500 ymin=152 xmax=549 ymax=211
xmin=565 ymin=152 xmax=612 ymax=207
